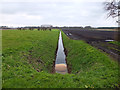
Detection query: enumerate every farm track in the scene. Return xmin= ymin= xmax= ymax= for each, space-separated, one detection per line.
xmin=62 ymin=29 xmax=120 ymax=63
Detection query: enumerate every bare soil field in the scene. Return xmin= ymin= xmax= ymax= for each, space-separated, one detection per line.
xmin=62 ymin=29 xmax=120 ymax=63
xmin=96 ymin=29 xmax=118 ymax=31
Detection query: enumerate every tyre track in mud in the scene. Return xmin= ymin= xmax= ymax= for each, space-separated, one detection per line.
xmin=62 ymin=29 xmax=120 ymax=63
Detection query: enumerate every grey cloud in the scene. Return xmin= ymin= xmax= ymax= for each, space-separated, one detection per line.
xmin=0 ymin=1 xmax=117 ymax=27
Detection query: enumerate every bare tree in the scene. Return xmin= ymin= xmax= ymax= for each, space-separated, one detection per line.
xmin=105 ymin=0 xmax=120 ymax=41
xmin=104 ymin=0 xmax=120 ymax=23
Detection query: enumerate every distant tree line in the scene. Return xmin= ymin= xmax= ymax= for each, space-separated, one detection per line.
xmin=0 ymin=26 xmax=118 ymax=30
xmin=17 ymin=26 xmax=52 ymax=31
xmin=97 ymin=27 xmax=118 ymax=29
xmin=0 ymin=26 xmax=12 ymax=29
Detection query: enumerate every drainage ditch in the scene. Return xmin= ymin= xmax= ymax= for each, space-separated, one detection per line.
xmin=55 ymin=31 xmax=68 ymax=74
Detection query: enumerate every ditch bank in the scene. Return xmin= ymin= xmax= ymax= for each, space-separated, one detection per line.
xmin=64 ymin=47 xmax=72 ymax=73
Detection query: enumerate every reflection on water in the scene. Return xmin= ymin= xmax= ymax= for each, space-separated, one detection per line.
xmin=55 ymin=31 xmax=68 ymax=74
xmin=55 ymin=64 xmax=67 ymax=74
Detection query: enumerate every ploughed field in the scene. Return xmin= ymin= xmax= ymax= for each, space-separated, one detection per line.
xmin=2 ymin=29 xmax=120 ymax=88
xmin=62 ymin=28 xmax=120 ymax=62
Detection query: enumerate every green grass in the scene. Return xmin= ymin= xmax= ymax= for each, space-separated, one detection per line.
xmin=2 ymin=30 xmax=120 ymax=88
xmin=2 ymin=29 xmax=59 ymax=87
xmin=2 ymin=30 xmax=59 ymax=73
xmin=108 ymin=41 xmax=120 ymax=46
xmin=62 ymin=31 xmax=120 ymax=88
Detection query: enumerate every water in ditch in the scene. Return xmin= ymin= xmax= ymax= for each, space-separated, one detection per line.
xmin=55 ymin=31 xmax=68 ymax=74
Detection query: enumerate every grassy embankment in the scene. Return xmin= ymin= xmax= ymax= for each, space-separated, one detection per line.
xmin=62 ymin=31 xmax=120 ymax=88
xmin=108 ymin=41 xmax=120 ymax=46
xmin=106 ymin=41 xmax=120 ymax=52
xmin=2 ymin=29 xmax=60 ymax=87
xmin=2 ymin=30 xmax=120 ymax=88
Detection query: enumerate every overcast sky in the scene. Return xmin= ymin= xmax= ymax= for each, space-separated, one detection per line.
xmin=0 ymin=0 xmax=118 ymax=27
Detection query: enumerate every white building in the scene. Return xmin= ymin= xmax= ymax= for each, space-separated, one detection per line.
xmin=41 ymin=24 xmax=53 ymax=28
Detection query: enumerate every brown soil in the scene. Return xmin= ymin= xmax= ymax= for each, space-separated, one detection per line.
xmin=62 ymin=29 xmax=120 ymax=63
xmin=22 ymin=50 xmax=45 ymax=72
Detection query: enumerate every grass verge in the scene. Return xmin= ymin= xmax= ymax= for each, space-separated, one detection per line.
xmin=62 ymin=31 xmax=120 ymax=88
xmin=2 ymin=29 xmax=59 ymax=88
xmin=108 ymin=41 xmax=120 ymax=46
xmin=2 ymin=30 xmax=120 ymax=88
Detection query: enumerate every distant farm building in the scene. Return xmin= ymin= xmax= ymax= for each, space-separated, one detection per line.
xmin=41 ymin=24 xmax=53 ymax=30
xmin=41 ymin=24 xmax=53 ymax=28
